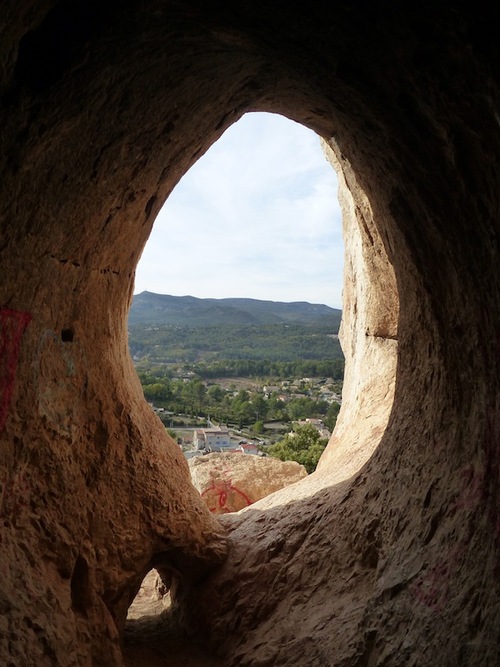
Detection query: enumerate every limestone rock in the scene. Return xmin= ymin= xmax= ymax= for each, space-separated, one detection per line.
xmin=189 ymin=453 xmax=308 ymax=513
xmin=1 ymin=3 xmax=499 ymax=667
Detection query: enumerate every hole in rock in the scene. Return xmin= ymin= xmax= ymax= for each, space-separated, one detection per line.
xmin=126 ymin=111 xmax=399 ymax=635
xmin=126 ymin=112 xmax=346 ymax=625
xmin=126 ymin=568 xmax=171 ymax=621
xmin=131 ymin=112 xmax=345 ymax=480
xmin=71 ymin=556 xmax=92 ymax=617
xmin=61 ymin=327 xmax=74 ymax=342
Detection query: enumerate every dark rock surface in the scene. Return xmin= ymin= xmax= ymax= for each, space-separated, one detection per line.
xmin=0 ymin=3 xmax=499 ymax=665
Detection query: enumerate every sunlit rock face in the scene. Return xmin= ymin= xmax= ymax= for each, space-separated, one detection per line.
xmin=189 ymin=453 xmax=308 ymax=514
xmin=1 ymin=2 xmax=499 ymax=666
xmin=315 ymin=138 xmax=399 ymax=481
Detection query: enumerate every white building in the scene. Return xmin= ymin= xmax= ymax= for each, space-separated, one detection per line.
xmin=193 ymin=426 xmax=232 ymax=451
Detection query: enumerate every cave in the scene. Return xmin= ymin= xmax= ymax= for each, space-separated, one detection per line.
xmin=1 ymin=2 xmax=499 ymax=666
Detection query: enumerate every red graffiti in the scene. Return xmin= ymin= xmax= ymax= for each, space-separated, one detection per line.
xmin=201 ymin=476 xmax=252 ymax=514
xmin=451 ymin=466 xmax=486 ymax=511
xmin=410 ymin=546 xmax=464 ymax=612
xmin=410 ymin=567 xmax=448 ymax=612
xmin=0 ymin=308 xmax=31 ymax=433
xmin=411 ymin=464 xmax=488 ymax=612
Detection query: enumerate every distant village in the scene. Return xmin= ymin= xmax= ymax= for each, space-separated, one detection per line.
xmin=150 ymin=413 xmax=332 ymax=460
xmin=150 ymin=374 xmax=341 ymax=460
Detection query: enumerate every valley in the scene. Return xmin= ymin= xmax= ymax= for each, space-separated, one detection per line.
xmin=128 ymin=292 xmax=344 ymax=467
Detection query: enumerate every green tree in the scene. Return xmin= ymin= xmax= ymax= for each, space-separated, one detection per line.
xmin=182 ymin=378 xmax=206 ymax=414
xmin=267 ymin=422 xmax=328 ymax=473
xmin=252 ymin=420 xmax=264 ymax=434
xmin=207 ymin=384 xmax=225 ymax=403
xmin=286 ymin=397 xmax=317 ymax=420
xmin=324 ymin=402 xmax=340 ymax=432
xmin=251 ymin=394 xmax=268 ymax=421
xmin=143 ymin=381 xmax=170 ymax=402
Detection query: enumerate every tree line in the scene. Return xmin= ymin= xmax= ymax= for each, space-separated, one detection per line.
xmin=190 ymin=358 xmax=344 ymax=380
xmin=138 ymin=373 xmax=340 ymax=433
xmin=129 ymin=322 xmax=344 ymax=366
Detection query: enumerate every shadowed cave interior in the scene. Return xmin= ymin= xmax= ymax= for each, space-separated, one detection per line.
xmin=1 ymin=2 xmax=499 ymax=666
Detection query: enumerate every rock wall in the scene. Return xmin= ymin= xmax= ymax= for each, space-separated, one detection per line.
xmin=316 ymin=138 xmax=398 ymax=480
xmin=1 ymin=2 xmax=499 ymax=666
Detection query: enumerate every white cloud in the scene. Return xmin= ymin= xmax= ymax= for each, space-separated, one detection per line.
xmin=134 ymin=112 xmax=343 ymax=308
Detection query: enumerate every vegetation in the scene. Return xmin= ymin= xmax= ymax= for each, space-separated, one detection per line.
xmin=129 ymin=323 xmax=343 ymax=369
xmin=129 ymin=292 xmax=343 ymax=375
xmin=129 ymin=292 xmax=342 ymax=328
xmin=266 ymin=422 xmax=329 ymax=473
xmin=128 ymin=294 xmax=344 ymax=464
xmin=138 ymin=371 xmax=341 ymax=431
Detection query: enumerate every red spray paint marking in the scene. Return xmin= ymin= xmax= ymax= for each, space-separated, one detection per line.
xmin=201 ymin=476 xmax=253 ymax=514
xmin=410 ymin=545 xmax=465 ymax=612
xmin=411 ymin=463 xmax=488 ymax=612
xmin=452 ymin=466 xmax=486 ymax=512
xmin=0 ymin=309 xmax=32 ymax=433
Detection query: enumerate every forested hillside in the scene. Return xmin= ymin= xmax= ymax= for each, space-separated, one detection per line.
xmin=129 ymin=292 xmax=341 ymax=327
xmin=128 ymin=293 xmax=344 ymax=440
xmin=128 ymin=293 xmax=344 ymax=379
xmin=129 ymin=323 xmax=343 ymax=373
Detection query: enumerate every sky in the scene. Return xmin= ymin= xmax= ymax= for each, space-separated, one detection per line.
xmin=134 ymin=112 xmax=344 ymax=309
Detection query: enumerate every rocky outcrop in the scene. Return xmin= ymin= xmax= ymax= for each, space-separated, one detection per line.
xmin=1 ymin=3 xmax=499 ymax=666
xmin=315 ymin=138 xmax=399 ymax=479
xmin=189 ymin=453 xmax=308 ymax=514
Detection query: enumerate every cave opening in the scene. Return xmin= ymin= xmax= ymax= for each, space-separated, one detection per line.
xmin=123 ymin=111 xmax=399 ymax=660
xmin=125 ymin=111 xmax=345 ymax=631
xmin=130 ymin=110 xmax=345 ymax=473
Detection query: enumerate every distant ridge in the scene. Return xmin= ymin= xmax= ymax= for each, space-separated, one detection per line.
xmin=129 ymin=291 xmax=341 ymax=329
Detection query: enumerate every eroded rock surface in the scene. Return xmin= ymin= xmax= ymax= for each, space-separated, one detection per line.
xmin=189 ymin=453 xmax=308 ymax=514
xmin=1 ymin=3 xmax=499 ymax=666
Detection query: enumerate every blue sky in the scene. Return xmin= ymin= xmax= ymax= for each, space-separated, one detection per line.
xmin=134 ymin=112 xmax=343 ymax=308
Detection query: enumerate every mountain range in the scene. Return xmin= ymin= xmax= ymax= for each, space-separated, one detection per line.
xmin=129 ymin=291 xmax=342 ymax=329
